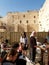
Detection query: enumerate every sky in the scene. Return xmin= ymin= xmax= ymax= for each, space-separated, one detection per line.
xmin=0 ymin=0 xmax=45 ymax=17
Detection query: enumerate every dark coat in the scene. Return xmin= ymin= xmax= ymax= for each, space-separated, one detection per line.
xmin=30 ymin=36 xmax=37 ymax=48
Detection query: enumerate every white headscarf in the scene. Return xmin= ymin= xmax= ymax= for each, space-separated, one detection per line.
xmin=30 ymin=31 xmax=36 ymax=37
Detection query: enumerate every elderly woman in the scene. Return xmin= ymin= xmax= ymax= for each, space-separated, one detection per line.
xmin=30 ymin=31 xmax=37 ymax=64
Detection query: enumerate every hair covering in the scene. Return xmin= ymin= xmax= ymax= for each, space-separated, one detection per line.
xmin=30 ymin=31 xmax=36 ymax=37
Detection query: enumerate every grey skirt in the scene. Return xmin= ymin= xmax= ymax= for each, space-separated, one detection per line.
xmin=2 ymin=62 xmax=16 ymax=65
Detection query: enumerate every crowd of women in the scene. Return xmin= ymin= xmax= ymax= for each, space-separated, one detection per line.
xmin=0 ymin=32 xmax=29 ymax=65
xmin=0 ymin=31 xmax=49 ymax=65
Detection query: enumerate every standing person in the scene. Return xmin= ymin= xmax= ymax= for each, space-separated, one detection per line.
xmin=39 ymin=38 xmax=48 ymax=65
xmin=23 ymin=32 xmax=28 ymax=50
xmin=20 ymin=33 xmax=25 ymax=45
xmin=36 ymin=38 xmax=42 ymax=63
xmin=30 ymin=31 xmax=37 ymax=64
xmin=0 ymin=38 xmax=2 ymax=54
xmin=1 ymin=42 xmax=6 ymax=53
xmin=5 ymin=39 xmax=10 ymax=47
xmin=1 ymin=41 xmax=7 ymax=60
xmin=36 ymin=38 xmax=48 ymax=65
xmin=46 ymin=31 xmax=49 ymax=43
xmin=20 ymin=32 xmax=28 ymax=50
xmin=23 ymin=32 xmax=28 ymax=44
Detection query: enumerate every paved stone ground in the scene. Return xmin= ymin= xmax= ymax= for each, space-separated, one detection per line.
xmin=27 ymin=62 xmax=40 ymax=65
xmin=26 ymin=56 xmax=40 ymax=65
xmin=26 ymin=51 xmax=48 ymax=65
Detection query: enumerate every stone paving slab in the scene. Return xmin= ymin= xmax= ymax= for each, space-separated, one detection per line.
xmin=27 ymin=62 xmax=40 ymax=65
xmin=26 ymin=57 xmax=40 ymax=65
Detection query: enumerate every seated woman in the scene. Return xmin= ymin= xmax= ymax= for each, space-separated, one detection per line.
xmin=2 ymin=42 xmax=19 ymax=65
xmin=15 ymin=43 xmax=27 ymax=65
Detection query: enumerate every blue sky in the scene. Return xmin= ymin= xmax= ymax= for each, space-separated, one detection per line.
xmin=0 ymin=0 xmax=45 ymax=17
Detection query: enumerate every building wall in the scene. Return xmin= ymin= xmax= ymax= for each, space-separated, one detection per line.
xmin=0 ymin=11 xmax=39 ymax=32
xmin=39 ymin=0 xmax=49 ymax=32
xmin=7 ymin=11 xmax=39 ymax=32
xmin=0 ymin=20 xmax=6 ymax=32
xmin=0 ymin=0 xmax=49 ymax=32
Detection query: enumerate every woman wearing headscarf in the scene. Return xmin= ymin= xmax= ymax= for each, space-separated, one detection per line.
xmin=30 ymin=31 xmax=37 ymax=63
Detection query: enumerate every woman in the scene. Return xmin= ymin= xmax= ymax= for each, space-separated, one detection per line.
xmin=20 ymin=32 xmax=28 ymax=56
xmin=16 ymin=44 xmax=27 ymax=65
xmin=2 ymin=42 xmax=19 ymax=65
xmin=30 ymin=31 xmax=37 ymax=64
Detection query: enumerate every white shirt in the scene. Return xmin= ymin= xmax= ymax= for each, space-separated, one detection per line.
xmin=1 ymin=43 xmax=4 ymax=52
xmin=20 ymin=36 xmax=25 ymax=44
xmin=36 ymin=42 xmax=41 ymax=54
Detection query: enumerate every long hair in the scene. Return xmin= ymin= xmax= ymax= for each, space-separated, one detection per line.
xmin=9 ymin=42 xmax=19 ymax=56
